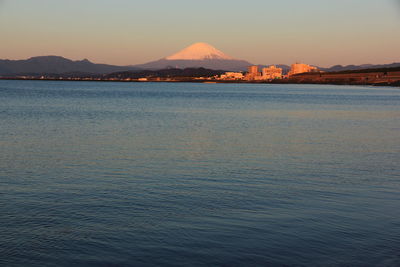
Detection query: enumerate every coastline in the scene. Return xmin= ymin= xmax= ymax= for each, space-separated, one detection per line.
xmin=1 ymin=77 xmax=399 ymax=87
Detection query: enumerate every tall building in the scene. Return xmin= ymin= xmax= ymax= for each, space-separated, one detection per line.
xmin=288 ymin=63 xmax=318 ymax=77
xmin=262 ymin=65 xmax=282 ymax=80
xmin=248 ymin=66 xmax=259 ymax=75
xmin=245 ymin=66 xmax=260 ymax=80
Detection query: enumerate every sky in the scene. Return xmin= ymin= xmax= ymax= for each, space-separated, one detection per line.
xmin=0 ymin=0 xmax=399 ymax=67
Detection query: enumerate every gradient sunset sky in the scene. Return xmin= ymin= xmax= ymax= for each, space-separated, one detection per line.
xmin=1 ymin=0 xmax=399 ymax=67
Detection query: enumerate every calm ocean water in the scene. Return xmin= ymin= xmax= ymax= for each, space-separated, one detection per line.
xmin=1 ymin=80 xmax=400 ymax=266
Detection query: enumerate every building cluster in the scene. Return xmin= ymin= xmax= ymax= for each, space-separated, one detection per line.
xmin=287 ymin=63 xmax=318 ymax=77
xmin=220 ymin=72 xmax=244 ymax=80
xmin=218 ymin=63 xmax=319 ymax=81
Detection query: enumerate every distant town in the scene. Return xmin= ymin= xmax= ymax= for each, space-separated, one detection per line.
xmin=218 ymin=63 xmax=317 ymax=81
xmin=2 ymin=62 xmax=399 ymax=87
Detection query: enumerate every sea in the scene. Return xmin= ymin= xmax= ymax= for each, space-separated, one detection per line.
xmin=1 ymin=80 xmax=400 ymax=266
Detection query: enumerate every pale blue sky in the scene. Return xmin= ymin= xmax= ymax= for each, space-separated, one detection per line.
xmin=0 ymin=0 xmax=399 ymax=66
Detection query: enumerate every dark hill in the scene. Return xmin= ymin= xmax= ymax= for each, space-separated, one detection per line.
xmin=105 ymin=68 xmax=225 ymax=79
xmin=134 ymin=59 xmax=251 ymax=72
xmin=0 ymin=56 xmax=139 ymax=76
xmin=321 ymin=63 xmax=400 ymax=72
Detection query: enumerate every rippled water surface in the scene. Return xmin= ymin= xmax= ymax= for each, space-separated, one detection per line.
xmin=1 ymin=80 xmax=400 ymax=266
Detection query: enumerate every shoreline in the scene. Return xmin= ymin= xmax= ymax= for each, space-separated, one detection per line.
xmin=1 ymin=77 xmax=399 ymax=87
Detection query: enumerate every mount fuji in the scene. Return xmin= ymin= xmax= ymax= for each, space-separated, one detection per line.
xmin=134 ymin=42 xmax=252 ymax=71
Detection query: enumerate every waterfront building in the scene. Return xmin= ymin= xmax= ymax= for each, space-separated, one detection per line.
xmin=248 ymin=65 xmax=259 ymax=74
xmin=288 ymin=63 xmax=318 ymax=77
xmin=245 ymin=65 xmax=261 ymax=80
xmin=262 ymin=65 xmax=283 ymax=80
xmin=220 ymin=72 xmax=244 ymax=80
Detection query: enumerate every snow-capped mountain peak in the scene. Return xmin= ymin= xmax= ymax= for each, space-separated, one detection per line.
xmin=165 ymin=42 xmax=234 ymax=60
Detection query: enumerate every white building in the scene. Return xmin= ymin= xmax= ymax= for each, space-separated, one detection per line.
xmin=220 ymin=72 xmax=244 ymax=80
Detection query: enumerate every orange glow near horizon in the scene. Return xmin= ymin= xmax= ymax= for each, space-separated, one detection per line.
xmin=0 ymin=0 xmax=399 ymax=67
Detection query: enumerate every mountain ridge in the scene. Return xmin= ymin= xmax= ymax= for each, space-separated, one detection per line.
xmin=0 ymin=56 xmax=139 ymax=75
xmin=134 ymin=59 xmax=252 ymax=72
xmin=0 ymin=53 xmax=399 ymax=76
xmin=320 ymin=63 xmax=400 ymax=72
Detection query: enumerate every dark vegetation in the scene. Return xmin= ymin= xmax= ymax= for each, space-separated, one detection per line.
xmin=104 ymin=68 xmax=225 ymax=79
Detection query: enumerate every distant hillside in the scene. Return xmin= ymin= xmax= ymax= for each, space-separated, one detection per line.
xmin=286 ymin=66 xmax=400 ymax=87
xmin=105 ymin=68 xmax=225 ymax=79
xmin=135 ymin=59 xmax=252 ymax=72
xmin=327 ymin=66 xmax=400 ymax=74
xmin=321 ymin=63 xmax=400 ymax=72
xmin=2 ymin=54 xmax=399 ymax=78
xmin=0 ymin=56 xmax=139 ymax=76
